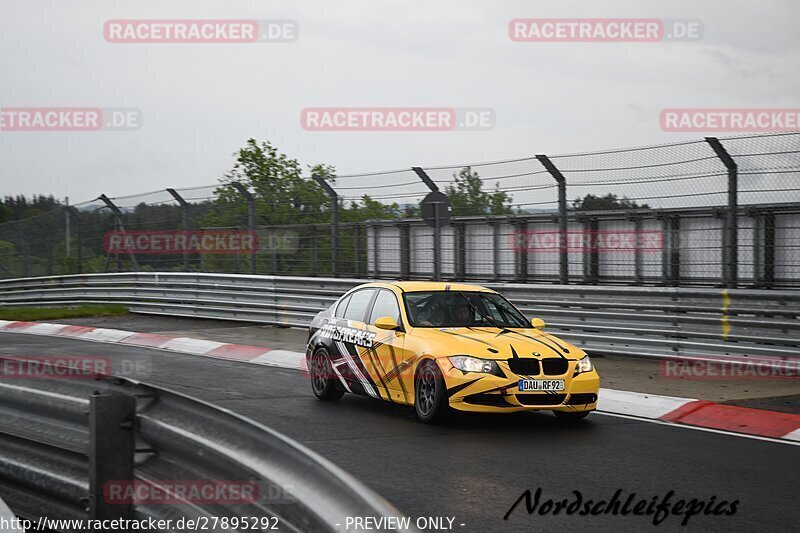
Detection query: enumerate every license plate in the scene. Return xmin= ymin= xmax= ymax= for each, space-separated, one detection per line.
xmin=518 ymin=379 xmax=565 ymax=392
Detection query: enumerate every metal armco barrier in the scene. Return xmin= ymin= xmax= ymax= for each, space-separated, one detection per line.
xmin=1 ymin=272 xmax=799 ymax=360
xmin=0 ymin=356 xmax=409 ymax=532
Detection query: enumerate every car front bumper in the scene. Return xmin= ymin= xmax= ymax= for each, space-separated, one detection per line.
xmin=440 ymin=358 xmax=600 ymax=414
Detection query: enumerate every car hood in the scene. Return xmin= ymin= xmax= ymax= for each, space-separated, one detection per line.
xmin=411 ymin=326 xmax=584 ymax=360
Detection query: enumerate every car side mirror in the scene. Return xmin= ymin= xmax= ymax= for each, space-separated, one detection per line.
xmin=374 ymin=316 xmax=400 ymax=330
xmin=531 ymin=317 xmax=546 ymax=330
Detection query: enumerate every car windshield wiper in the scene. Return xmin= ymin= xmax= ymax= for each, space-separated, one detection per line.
xmin=456 ymin=292 xmax=501 ymax=328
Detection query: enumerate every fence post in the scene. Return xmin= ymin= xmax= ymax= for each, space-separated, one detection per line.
xmin=751 ymin=209 xmax=762 ymax=288
xmin=536 ymin=155 xmax=569 ymax=284
xmin=99 ymin=194 xmax=139 ymax=271
xmin=492 ymin=219 xmax=501 ymax=281
xmin=400 ymin=223 xmax=411 ymax=280
xmin=64 ymin=200 xmax=71 ymax=261
xmin=231 ymin=183 xmax=256 ymax=274
xmin=89 ymin=391 xmax=135 ymax=522
xmin=706 ymin=137 xmax=738 ymax=288
xmin=515 ymin=219 xmax=528 ymax=282
xmin=21 ymin=231 xmax=29 ymax=277
xmin=66 ymin=204 xmax=83 ymax=274
xmin=372 ymin=224 xmax=380 ymax=279
xmin=310 ymin=225 xmax=319 ymax=276
xmin=629 ymin=214 xmax=643 ymax=285
xmin=354 ymin=224 xmax=362 ymax=278
xmin=764 ymin=211 xmax=775 ymax=288
xmin=455 ymin=222 xmax=466 ymax=281
xmin=166 ymin=188 xmax=190 ymax=271
xmin=669 ymin=216 xmax=681 ymax=286
xmin=412 ymin=167 xmax=444 ymax=280
xmin=588 ymin=218 xmax=599 ymax=284
xmin=312 ymin=175 xmax=339 ymax=278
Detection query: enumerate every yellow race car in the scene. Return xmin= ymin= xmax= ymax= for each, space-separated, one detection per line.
xmin=306 ymin=281 xmax=599 ymax=423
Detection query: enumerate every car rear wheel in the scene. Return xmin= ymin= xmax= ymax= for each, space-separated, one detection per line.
xmin=310 ymin=348 xmax=344 ymax=401
xmin=415 ymin=361 xmax=448 ymax=423
xmin=553 ymin=410 xmax=590 ymax=420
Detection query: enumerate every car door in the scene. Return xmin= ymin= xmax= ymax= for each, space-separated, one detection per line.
xmin=331 ymin=288 xmax=381 ymax=399
xmin=364 ymin=289 xmax=415 ymax=404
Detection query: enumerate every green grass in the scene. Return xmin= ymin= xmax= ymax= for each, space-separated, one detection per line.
xmin=0 ymin=305 xmax=128 ymax=322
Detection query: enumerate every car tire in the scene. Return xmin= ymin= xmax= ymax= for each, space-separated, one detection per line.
xmin=553 ymin=410 xmax=590 ymax=421
xmin=310 ymin=348 xmax=344 ymax=401
xmin=414 ymin=360 xmax=448 ymax=423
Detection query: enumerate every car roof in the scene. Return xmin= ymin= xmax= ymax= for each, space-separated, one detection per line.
xmin=353 ymin=281 xmax=495 ymax=293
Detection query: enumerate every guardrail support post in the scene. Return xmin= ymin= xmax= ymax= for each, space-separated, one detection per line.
xmin=166 ymin=188 xmax=190 ymax=271
xmin=706 ymin=137 xmax=738 ymax=288
xmin=537 ymin=155 xmax=569 ymax=284
xmin=312 ymin=175 xmax=339 ymax=277
xmin=99 ymin=194 xmax=139 ymax=271
xmin=89 ymin=391 xmax=135 ymax=523
xmin=231 ymin=183 xmax=257 ymax=274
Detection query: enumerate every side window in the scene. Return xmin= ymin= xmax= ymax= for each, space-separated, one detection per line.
xmin=369 ymin=289 xmax=401 ymax=324
xmin=343 ymin=289 xmax=376 ymax=322
xmin=334 ymin=294 xmax=352 ymax=318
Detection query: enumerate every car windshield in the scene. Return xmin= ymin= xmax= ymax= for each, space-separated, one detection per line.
xmin=403 ymin=291 xmax=529 ymax=328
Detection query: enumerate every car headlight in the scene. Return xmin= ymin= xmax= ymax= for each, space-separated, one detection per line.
xmin=574 ymin=355 xmax=593 ymax=376
xmin=449 ymin=355 xmax=499 ymax=375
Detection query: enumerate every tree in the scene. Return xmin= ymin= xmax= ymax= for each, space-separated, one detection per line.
xmin=572 ymin=194 xmax=649 ymax=211
xmin=343 ymin=195 xmax=402 ymax=222
xmin=212 ymin=139 xmax=330 ymax=226
xmin=445 ymin=166 xmax=512 ymax=216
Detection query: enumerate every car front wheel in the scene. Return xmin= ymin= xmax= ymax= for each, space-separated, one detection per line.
xmin=414 ymin=361 xmax=448 ymax=423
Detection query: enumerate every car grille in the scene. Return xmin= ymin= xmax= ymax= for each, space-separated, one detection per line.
xmin=507 ymin=358 xmax=540 ymax=376
xmin=567 ymin=393 xmax=598 ymax=405
xmin=464 ymin=393 xmax=512 ymax=407
xmin=541 ymin=358 xmax=569 ymax=375
xmin=515 ymin=394 xmax=567 ymax=406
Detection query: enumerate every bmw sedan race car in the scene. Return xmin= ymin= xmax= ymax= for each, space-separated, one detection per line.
xmin=305 ymin=282 xmax=600 ymax=423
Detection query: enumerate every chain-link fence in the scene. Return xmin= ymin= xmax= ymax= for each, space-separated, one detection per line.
xmin=1 ymin=131 xmax=798 ymax=288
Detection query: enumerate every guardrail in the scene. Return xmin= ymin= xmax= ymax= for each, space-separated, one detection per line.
xmin=1 ymin=272 xmax=799 ymax=360
xmin=0 ymin=356 xmax=410 ymax=532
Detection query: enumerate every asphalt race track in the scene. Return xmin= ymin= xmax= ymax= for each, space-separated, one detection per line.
xmin=1 ymin=331 xmax=796 ymax=533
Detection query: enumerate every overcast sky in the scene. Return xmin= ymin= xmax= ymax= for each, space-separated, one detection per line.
xmin=0 ymin=0 xmax=798 ymax=204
